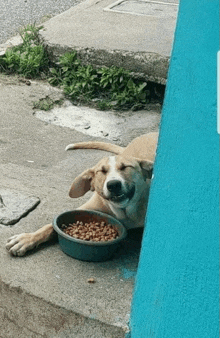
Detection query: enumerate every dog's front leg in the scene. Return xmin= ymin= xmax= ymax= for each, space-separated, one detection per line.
xmin=6 ymin=224 xmax=55 ymax=256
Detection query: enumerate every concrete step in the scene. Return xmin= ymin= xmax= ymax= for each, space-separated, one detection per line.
xmin=39 ymin=0 xmax=178 ymax=84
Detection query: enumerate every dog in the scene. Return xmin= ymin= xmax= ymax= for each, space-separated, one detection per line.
xmin=6 ymin=132 xmax=158 ymax=256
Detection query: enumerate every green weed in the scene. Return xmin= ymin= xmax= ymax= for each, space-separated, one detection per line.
xmin=98 ymin=66 xmax=130 ymax=91
xmin=0 ymin=24 xmax=49 ymax=78
xmin=49 ymin=55 xmax=151 ymax=110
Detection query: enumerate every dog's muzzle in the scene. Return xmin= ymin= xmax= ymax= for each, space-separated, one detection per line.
xmin=106 ymin=180 xmax=135 ymax=203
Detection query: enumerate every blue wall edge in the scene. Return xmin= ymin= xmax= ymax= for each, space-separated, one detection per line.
xmin=129 ymin=0 xmax=219 ymax=337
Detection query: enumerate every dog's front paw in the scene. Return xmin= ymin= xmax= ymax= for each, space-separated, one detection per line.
xmin=6 ymin=233 xmax=36 ymax=256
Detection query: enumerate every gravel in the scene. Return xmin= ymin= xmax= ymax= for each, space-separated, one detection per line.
xmin=0 ymin=0 xmax=83 ymax=44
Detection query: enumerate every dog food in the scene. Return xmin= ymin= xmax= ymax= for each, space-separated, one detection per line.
xmin=61 ymin=220 xmax=119 ymax=242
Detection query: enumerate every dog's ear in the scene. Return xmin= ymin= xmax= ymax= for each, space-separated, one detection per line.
xmin=138 ymin=160 xmax=154 ymax=179
xmin=69 ymin=168 xmax=95 ymax=198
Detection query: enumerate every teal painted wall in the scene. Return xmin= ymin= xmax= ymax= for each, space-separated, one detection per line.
xmin=130 ymin=0 xmax=219 ymax=337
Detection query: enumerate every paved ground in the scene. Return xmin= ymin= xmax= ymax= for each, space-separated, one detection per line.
xmin=34 ymin=101 xmax=161 ymax=146
xmin=0 ymin=73 xmax=160 ymax=337
xmin=0 ymin=0 xmax=83 ymax=44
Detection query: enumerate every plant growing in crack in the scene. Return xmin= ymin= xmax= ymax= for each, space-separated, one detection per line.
xmin=0 ymin=24 xmax=49 ymax=78
xmin=0 ymin=24 xmax=164 ymax=111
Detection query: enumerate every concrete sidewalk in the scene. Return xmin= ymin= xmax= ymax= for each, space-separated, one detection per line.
xmin=0 ymin=75 xmax=141 ymax=337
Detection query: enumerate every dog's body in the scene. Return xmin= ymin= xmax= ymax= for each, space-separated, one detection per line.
xmin=6 ymin=132 xmax=158 ymax=256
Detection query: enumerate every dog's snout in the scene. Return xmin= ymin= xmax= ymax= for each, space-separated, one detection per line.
xmin=107 ymin=180 xmax=122 ymax=194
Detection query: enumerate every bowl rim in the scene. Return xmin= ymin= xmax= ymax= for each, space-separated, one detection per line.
xmin=53 ymin=209 xmax=127 ymax=246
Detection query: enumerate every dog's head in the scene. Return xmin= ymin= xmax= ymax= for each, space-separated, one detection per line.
xmin=69 ymin=155 xmax=153 ymax=209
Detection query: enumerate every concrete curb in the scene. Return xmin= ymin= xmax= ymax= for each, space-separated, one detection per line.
xmin=45 ymin=44 xmax=169 ymax=85
xmin=38 ymin=0 xmax=178 ymax=84
xmin=0 ymin=279 xmax=128 ymax=337
xmin=0 ymin=35 xmax=168 ymax=85
xmin=0 ymin=34 xmax=169 ymax=85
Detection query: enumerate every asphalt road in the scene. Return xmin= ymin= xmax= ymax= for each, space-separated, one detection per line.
xmin=0 ymin=0 xmax=83 ymax=44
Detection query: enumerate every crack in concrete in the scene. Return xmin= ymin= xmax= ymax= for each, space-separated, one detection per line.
xmin=34 ymin=101 xmax=161 ymax=146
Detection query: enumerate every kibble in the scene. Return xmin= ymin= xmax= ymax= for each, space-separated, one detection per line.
xmin=61 ymin=220 xmax=119 ymax=242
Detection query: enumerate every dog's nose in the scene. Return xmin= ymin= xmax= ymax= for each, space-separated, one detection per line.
xmin=107 ymin=180 xmax=122 ymax=194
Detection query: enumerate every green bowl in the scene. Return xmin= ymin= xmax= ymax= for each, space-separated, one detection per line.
xmin=53 ymin=210 xmax=127 ymax=262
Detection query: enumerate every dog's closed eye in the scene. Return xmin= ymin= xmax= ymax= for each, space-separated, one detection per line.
xmin=119 ymin=164 xmax=134 ymax=171
xmin=97 ymin=166 xmax=108 ymax=174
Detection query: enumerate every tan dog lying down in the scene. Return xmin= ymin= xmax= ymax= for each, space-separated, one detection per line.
xmin=6 ymin=132 xmax=158 ymax=256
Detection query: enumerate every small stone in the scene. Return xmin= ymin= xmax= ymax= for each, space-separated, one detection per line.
xmin=0 ymin=189 xmax=40 ymax=225
xmin=87 ymin=278 xmax=95 ymax=283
